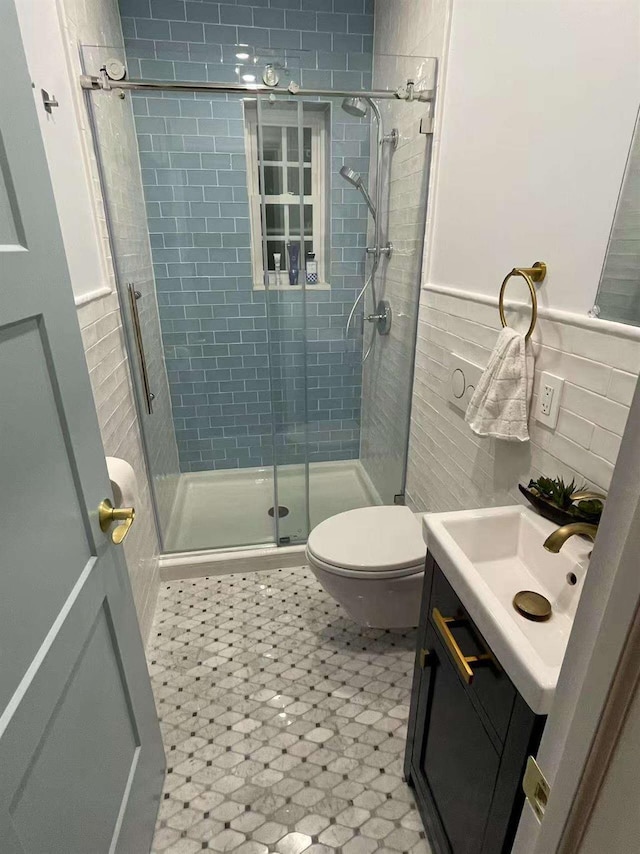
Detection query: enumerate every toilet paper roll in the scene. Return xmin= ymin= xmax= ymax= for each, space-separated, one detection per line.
xmin=105 ymin=457 xmax=138 ymax=508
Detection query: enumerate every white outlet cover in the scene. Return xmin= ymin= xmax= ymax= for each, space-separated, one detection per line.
xmin=536 ymin=371 xmax=564 ymax=429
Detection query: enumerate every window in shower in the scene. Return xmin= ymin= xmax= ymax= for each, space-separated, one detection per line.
xmin=244 ymin=102 xmax=329 ymax=288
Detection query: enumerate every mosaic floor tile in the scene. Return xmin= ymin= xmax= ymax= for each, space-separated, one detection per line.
xmin=147 ymin=566 xmax=431 ymax=854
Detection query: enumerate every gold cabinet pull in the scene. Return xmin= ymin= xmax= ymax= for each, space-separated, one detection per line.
xmin=99 ymin=499 xmax=136 ymax=545
xmin=432 ymin=608 xmax=491 ymax=685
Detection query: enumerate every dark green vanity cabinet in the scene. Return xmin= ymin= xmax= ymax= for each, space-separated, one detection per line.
xmin=404 ymin=554 xmax=546 ymax=854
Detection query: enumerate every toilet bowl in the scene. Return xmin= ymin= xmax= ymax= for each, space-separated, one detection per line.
xmin=305 ymin=505 xmax=425 ymax=628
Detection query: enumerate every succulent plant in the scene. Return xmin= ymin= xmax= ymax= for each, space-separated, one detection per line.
xmin=528 ymin=476 xmax=584 ymax=510
xmin=527 ymin=475 xmax=602 ymax=522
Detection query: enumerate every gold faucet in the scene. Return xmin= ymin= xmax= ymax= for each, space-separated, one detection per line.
xmin=543 ymin=522 xmax=598 ymax=553
xmin=570 ymin=490 xmax=607 ymax=503
xmin=543 ymin=490 xmax=605 ymax=553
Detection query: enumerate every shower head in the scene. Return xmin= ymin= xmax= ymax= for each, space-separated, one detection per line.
xmin=339 ymin=165 xmax=377 ymax=220
xmin=339 ymin=165 xmax=362 ymax=189
xmin=341 ymin=96 xmax=368 ymax=118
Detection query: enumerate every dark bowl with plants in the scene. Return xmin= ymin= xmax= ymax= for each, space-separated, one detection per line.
xmin=519 ymin=476 xmax=603 ymax=527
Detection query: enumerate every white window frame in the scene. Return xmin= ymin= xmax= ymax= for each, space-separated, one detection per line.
xmin=244 ymin=103 xmax=328 ymax=289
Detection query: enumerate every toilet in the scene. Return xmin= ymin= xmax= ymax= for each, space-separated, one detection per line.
xmin=305 ymin=505 xmax=426 ymax=628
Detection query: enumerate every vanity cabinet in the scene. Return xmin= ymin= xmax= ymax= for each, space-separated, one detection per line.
xmin=405 ymin=554 xmax=546 ymax=854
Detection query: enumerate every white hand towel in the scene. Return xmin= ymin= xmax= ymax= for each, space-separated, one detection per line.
xmin=464 ymin=327 xmax=534 ymax=442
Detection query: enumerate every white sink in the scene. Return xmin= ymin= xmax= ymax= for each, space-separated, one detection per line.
xmin=423 ymin=505 xmax=592 ymax=714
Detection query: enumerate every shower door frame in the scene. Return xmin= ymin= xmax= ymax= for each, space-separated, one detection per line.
xmin=81 ymin=68 xmax=435 ymax=555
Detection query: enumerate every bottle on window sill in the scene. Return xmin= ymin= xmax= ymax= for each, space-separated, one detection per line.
xmin=287 ymin=241 xmax=299 ymax=286
xmin=273 ymin=252 xmax=282 ymax=287
xmin=305 ymin=252 xmax=318 ymax=285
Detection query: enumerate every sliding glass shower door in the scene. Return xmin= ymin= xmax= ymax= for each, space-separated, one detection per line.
xmin=256 ymin=93 xmax=374 ymax=544
xmin=82 ymin=42 xmax=435 ymax=554
xmin=256 ymin=97 xmax=312 ymax=545
xmin=83 ymin=46 xmax=280 ymax=551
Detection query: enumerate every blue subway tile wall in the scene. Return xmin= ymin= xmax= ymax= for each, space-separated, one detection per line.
xmin=120 ymin=0 xmax=373 ymax=472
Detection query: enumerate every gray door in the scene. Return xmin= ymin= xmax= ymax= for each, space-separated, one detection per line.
xmin=0 ymin=3 xmax=165 ymax=852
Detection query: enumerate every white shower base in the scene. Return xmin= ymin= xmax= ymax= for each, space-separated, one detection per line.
xmin=163 ymin=459 xmax=381 ymax=552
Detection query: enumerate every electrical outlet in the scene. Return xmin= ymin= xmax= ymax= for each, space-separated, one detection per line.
xmin=541 ymin=384 xmax=554 ymax=416
xmin=536 ymin=372 xmax=564 ymax=429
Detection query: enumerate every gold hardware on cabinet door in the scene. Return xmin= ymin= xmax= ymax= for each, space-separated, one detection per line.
xmin=99 ymin=499 xmax=136 ymax=544
xmin=523 ymin=755 xmax=550 ymax=822
xmin=432 ymin=608 xmax=491 ymax=685
xmin=419 ymin=648 xmax=431 ymax=669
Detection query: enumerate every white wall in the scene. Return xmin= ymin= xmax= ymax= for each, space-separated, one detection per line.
xmin=427 ymin=0 xmax=640 ymax=315
xmin=14 ymin=0 xmax=110 ymax=305
xmin=402 ymin=0 xmax=640 ymax=519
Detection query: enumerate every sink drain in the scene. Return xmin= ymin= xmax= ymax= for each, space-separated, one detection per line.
xmin=268 ymin=505 xmax=289 ymax=518
xmin=513 ymin=590 xmax=552 ymax=622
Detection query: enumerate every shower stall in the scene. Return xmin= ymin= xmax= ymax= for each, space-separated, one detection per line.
xmin=81 ymin=43 xmax=436 ymax=554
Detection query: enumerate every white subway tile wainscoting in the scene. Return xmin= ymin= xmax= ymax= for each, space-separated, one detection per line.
xmin=405 ymin=286 xmax=640 ymax=514
xmin=148 ymin=567 xmax=429 ymax=854
xmin=77 ymin=293 xmax=163 ymax=642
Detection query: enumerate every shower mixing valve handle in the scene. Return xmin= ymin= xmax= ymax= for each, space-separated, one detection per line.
xmin=366 ymin=300 xmax=392 ymax=335
xmin=365 ymin=242 xmax=393 ymax=259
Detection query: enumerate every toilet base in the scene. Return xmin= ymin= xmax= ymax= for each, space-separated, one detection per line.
xmin=308 ymin=561 xmax=423 ymax=629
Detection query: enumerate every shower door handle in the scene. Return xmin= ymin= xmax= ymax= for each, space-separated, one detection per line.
xmin=128 ymin=283 xmax=155 ymax=415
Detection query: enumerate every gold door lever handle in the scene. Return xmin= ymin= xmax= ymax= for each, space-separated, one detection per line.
xmin=99 ymin=499 xmax=136 ymax=544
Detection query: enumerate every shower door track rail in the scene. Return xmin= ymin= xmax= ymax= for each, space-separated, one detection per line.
xmin=79 ymin=73 xmax=434 ymax=103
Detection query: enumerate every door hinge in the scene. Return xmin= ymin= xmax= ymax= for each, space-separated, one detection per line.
xmin=419 ymin=648 xmax=430 ymax=669
xmin=41 ymin=89 xmax=59 ymax=114
xmin=523 ymin=755 xmax=550 ymax=823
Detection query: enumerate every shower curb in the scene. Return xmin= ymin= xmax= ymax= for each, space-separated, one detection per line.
xmin=158 ymin=544 xmax=307 ymax=582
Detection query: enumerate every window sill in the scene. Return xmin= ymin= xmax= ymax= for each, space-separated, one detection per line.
xmin=253 ymin=282 xmax=331 ymax=291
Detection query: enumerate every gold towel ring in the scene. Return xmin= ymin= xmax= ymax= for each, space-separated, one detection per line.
xmin=498 ymin=261 xmax=546 ymax=341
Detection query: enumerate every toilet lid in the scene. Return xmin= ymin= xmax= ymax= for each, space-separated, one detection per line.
xmin=307 ymin=506 xmax=425 ymax=572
